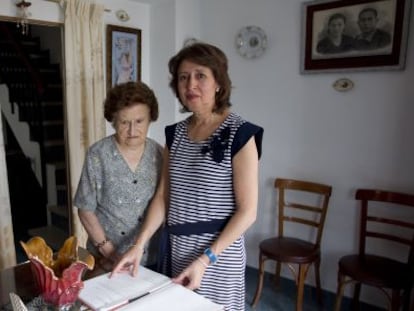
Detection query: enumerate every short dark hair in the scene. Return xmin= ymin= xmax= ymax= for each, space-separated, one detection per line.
xmin=328 ymin=13 xmax=347 ymax=25
xmin=168 ymin=42 xmax=232 ymax=114
xmin=104 ymin=81 xmax=159 ymax=123
xmin=359 ymin=7 xmax=378 ymax=19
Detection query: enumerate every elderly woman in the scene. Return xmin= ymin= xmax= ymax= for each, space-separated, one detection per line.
xmin=74 ymin=81 xmax=163 ymax=270
xmin=112 ymin=43 xmax=263 ymax=311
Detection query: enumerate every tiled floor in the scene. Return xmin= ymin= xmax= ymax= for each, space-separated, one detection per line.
xmin=244 ymin=266 xmax=384 ymax=311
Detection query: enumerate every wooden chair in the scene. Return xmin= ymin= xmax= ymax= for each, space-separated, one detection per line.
xmin=334 ymin=189 xmax=414 ymax=311
xmin=251 ymin=177 xmax=332 ymax=311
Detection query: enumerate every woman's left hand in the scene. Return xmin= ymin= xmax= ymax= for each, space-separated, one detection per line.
xmin=172 ymin=258 xmax=207 ymax=290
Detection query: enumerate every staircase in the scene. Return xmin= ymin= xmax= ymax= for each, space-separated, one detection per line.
xmin=0 ymin=21 xmax=69 ymax=250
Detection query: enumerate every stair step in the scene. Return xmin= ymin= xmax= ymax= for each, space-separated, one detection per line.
xmin=44 ymin=144 xmax=65 ymax=162
xmin=38 ymin=67 xmax=58 ymax=73
xmin=18 ymin=102 xmax=64 ymax=122
xmin=46 ymin=83 xmax=62 ymax=88
xmin=28 ymin=51 xmax=50 ymax=66
xmin=57 ymin=187 xmax=68 ymax=205
xmin=51 ymin=161 xmax=66 ymax=169
xmin=42 ymin=103 xmax=64 ymax=120
xmin=55 ymin=166 xmax=67 ymax=185
xmin=44 ymin=139 xmax=64 ymax=147
xmin=42 ymin=88 xmax=63 ymax=101
xmin=56 ymin=184 xmax=67 ymax=191
xmin=39 ymin=70 xmax=61 ymax=82
xmin=48 ymin=204 xmax=68 ymax=218
xmin=31 ymin=121 xmax=64 ymax=141
xmin=19 ymin=37 xmax=41 ymax=51
xmin=27 ymin=226 xmax=67 ymax=251
xmin=41 ymin=101 xmax=62 ymax=106
xmin=43 ymin=120 xmax=63 ymax=126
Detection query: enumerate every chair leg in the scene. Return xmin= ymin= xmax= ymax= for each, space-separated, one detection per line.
xmin=296 ymin=263 xmax=309 ymax=311
xmin=275 ymin=261 xmax=282 ymax=287
xmin=351 ymin=282 xmax=361 ymax=309
xmin=314 ymin=258 xmax=323 ymax=305
xmin=391 ymin=289 xmax=401 ymax=311
xmin=251 ymin=253 xmax=265 ymax=308
xmin=402 ymin=287 xmax=412 ymax=311
xmin=333 ymin=272 xmax=346 ymax=311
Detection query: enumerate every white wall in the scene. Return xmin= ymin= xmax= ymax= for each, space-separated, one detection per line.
xmin=1 ymin=0 xmax=413 ymax=306
xmin=0 ymin=1 xmax=62 ymax=23
xmin=146 ymin=1 xmax=178 ymax=144
xmin=146 ymin=0 xmax=203 ymax=144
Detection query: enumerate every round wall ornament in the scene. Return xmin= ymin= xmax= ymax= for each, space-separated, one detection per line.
xmin=333 ymin=78 xmax=354 ymax=92
xmin=116 ymin=9 xmax=130 ymax=22
xmin=235 ymin=25 xmax=268 ymax=59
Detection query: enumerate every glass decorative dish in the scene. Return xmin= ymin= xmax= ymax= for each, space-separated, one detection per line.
xmin=20 ymin=236 xmax=95 ymax=310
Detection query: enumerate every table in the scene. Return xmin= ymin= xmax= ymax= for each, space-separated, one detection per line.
xmin=0 ymin=256 xmax=223 ymax=311
xmin=0 ymin=261 xmax=38 ymax=307
xmin=0 ymin=258 xmax=106 ymax=310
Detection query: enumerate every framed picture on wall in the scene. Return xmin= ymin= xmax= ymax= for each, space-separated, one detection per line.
xmin=300 ymin=0 xmax=411 ymax=73
xmin=106 ymin=25 xmax=141 ymax=90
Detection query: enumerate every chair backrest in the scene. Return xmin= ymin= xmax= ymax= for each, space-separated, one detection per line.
xmin=355 ymin=189 xmax=414 ymax=265
xmin=275 ymin=178 xmax=332 ymax=247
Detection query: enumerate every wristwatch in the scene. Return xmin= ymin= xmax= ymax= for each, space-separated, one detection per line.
xmin=235 ymin=25 xmax=268 ymax=59
xmin=204 ymin=248 xmax=218 ymax=265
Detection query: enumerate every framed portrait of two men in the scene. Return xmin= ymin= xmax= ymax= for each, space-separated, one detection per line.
xmin=300 ymin=0 xmax=411 ymax=73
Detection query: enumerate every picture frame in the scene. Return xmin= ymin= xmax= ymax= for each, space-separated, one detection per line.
xmin=300 ymin=0 xmax=411 ymax=73
xmin=106 ymin=25 xmax=141 ymax=90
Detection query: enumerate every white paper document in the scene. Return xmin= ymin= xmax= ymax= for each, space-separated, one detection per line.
xmin=78 ymin=266 xmax=223 ymax=311
xmin=119 ymin=282 xmax=223 ymax=311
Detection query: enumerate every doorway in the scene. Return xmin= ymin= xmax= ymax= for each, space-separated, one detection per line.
xmin=0 ymin=19 xmax=70 ymax=262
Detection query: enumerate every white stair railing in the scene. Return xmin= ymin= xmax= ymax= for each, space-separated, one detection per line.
xmin=0 ymin=84 xmax=42 ymax=186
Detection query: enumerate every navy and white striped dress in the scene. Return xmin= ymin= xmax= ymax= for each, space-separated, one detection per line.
xmin=165 ymin=112 xmax=263 ymax=311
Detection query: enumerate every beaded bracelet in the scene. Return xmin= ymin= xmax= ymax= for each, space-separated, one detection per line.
xmin=95 ymin=238 xmax=110 ymax=249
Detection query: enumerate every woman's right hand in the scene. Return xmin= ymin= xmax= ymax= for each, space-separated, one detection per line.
xmin=110 ymin=245 xmax=144 ymax=277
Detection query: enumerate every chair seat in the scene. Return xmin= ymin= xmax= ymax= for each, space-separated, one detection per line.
xmin=339 ymin=254 xmax=413 ymax=289
xmin=259 ymin=236 xmax=320 ymax=264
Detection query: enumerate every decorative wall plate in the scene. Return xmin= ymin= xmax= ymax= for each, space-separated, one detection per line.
xmin=333 ymin=78 xmax=354 ymax=92
xmin=235 ymin=25 xmax=268 ymax=59
xmin=116 ymin=10 xmax=130 ymax=22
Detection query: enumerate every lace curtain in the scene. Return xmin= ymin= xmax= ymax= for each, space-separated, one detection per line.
xmin=0 ymin=0 xmax=105 ymax=270
xmin=64 ymin=0 xmax=105 ymax=247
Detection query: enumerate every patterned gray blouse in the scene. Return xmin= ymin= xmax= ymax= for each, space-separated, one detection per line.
xmin=74 ymin=135 xmax=163 ymax=265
